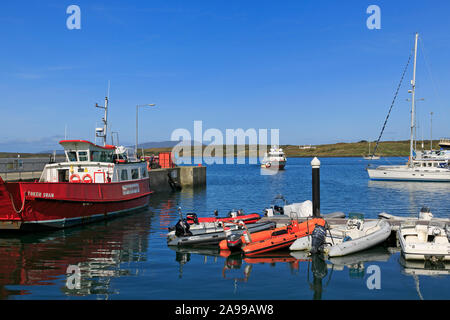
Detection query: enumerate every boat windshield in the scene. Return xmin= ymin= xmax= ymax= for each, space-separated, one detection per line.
xmin=91 ymin=150 xmax=114 ymax=163
xmin=67 ymin=151 xmax=77 ymax=162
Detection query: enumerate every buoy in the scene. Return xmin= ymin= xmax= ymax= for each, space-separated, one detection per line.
xmin=82 ymin=174 xmax=93 ymax=183
xmin=69 ymin=174 xmax=81 ymax=183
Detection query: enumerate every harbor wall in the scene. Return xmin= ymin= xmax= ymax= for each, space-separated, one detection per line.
xmin=148 ymin=166 xmax=206 ymax=192
xmin=179 ymin=165 xmax=206 ymax=187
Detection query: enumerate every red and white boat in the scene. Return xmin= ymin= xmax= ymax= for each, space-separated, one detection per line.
xmin=0 ymin=140 xmax=152 ymax=230
xmin=0 ymin=98 xmax=152 ymax=231
xmin=261 ymin=146 xmax=286 ymax=170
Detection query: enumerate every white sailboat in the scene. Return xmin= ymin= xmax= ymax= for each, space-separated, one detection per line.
xmin=367 ymin=33 xmax=450 ymax=182
xmin=362 ymin=141 xmax=380 ymax=160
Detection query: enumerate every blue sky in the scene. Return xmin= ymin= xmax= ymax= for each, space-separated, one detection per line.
xmin=1 ymin=0 xmax=449 ymax=152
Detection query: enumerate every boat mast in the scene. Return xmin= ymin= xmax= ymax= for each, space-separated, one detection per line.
xmin=95 ymin=96 xmax=109 ymax=146
xmin=409 ymin=32 xmax=419 ymax=164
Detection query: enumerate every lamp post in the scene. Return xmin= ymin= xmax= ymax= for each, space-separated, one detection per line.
xmin=136 ymin=104 xmax=156 ymax=158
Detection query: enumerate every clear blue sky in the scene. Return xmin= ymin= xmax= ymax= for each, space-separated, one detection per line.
xmin=1 ymin=0 xmax=449 ymax=152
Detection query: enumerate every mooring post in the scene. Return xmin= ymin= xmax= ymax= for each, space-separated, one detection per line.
xmin=311 ymin=157 xmax=320 ymax=217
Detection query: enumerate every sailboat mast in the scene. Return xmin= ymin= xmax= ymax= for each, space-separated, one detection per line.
xmin=409 ymin=32 xmax=419 ymax=163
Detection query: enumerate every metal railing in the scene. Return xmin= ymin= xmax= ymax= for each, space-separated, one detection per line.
xmin=0 ymin=157 xmax=65 ymax=180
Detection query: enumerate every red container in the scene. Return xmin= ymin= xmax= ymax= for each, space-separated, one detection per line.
xmin=158 ymin=152 xmax=175 ymax=168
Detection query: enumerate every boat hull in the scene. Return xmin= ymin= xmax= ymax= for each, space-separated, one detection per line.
xmin=0 ymin=178 xmax=152 ymax=231
xmin=398 ymin=226 xmax=450 ymax=261
xmin=261 ymin=161 xmax=286 ymax=170
xmin=367 ymin=167 xmax=450 ymax=182
xmin=167 ymin=221 xmax=276 ymax=246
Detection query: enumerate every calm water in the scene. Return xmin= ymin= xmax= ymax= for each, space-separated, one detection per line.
xmin=1 ymin=157 xmax=450 ymax=300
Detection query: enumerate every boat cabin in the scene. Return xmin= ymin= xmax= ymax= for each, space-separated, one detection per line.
xmin=411 ymin=158 xmax=449 ymax=170
xmin=39 ymin=140 xmax=148 ymax=183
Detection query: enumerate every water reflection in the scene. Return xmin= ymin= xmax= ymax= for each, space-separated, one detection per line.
xmin=0 ymin=208 xmax=152 ymax=299
xmin=367 ymin=180 xmax=450 ymax=217
xmin=399 ymin=255 xmax=450 ymax=300
xmin=368 ymin=180 xmax=450 ymax=194
xmin=169 ymin=245 xmax=393 ymax=300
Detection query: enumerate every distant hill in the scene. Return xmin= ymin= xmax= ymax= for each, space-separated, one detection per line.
xmin=3 ymin=139 xmax=440 ymax=159
xmin=132 ymin=140 xmax=204 ymax=149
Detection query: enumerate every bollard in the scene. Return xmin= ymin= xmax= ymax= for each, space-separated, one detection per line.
xmin=311 ymin=157 xmax=320 ymax=217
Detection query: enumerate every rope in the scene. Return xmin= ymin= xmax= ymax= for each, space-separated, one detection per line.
xmin=370 ymin=50 xmax=413 ymax=163
xmin=9 ymin=192 xmax=26 ymax=218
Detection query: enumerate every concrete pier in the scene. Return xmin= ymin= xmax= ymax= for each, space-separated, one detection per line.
xmin=147 ymin=166 xmax=206 ymax=193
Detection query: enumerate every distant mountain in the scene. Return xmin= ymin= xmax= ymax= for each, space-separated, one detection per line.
xmin=132 ymin=140 xmax=204 ymax=149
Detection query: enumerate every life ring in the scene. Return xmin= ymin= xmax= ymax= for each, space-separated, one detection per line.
xmin=69 ymin=174 xmax=81 ymax=183
xmin=265 ymin=163 xmax=271 ymax=168
xmin=82 ymin=174 xmax=93 ymax=183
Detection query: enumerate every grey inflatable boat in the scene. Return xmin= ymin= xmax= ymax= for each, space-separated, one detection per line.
xmin=167 ymin=220 xmax=276 ymax=246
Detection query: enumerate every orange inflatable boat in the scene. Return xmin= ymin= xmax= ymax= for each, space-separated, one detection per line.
xmin=219 ymin=223 xmax=287 ymax=251
xmin=242 ymin=218 xmax=326 ymax=256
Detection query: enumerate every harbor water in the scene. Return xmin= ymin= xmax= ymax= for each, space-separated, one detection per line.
xmin=1 ymin=157 xmax=449 ymax=300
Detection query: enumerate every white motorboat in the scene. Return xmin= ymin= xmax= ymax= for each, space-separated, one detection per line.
xmin=290 ymin=214 xmax=392 ymax=257
xmin=367 ymin=33 xmax=450 ymax=182
xmin=398 ymin=219 xmax=450 ymax=261
xmin=261 ymin=146 xmax=286 ymax=169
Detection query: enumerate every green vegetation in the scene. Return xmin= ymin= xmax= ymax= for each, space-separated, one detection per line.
xmin=2 ymin=140 xmax=440 ymax=159
xmin=141 ymin=140 xmax=435 ymax=158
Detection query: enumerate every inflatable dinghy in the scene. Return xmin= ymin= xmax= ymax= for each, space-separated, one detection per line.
xmin=167 ymin=220 xmax=276 ymax=246
xmin=186 ymin=210 xmax=260 ymax=225
xmin=242 ymin=218 xmax=326 ymax=256
xmin=290 ymin=214 xmax=391 ymax=257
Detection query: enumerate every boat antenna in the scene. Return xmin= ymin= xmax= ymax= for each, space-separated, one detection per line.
xmin=370 ymin=43 xmax=414 ymax=161
xmin=95 ymin=81 xmax=110 ymax=146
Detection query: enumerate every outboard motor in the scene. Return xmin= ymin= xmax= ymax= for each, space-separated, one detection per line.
xmin=226 ymin=233 xmax=243 ymax=251
xmin=175 ymin=219 xmax=193 ymax=237
xmin=310 ymin=224 xmax=327 ymax=254
xmin=186 ymin=213 xmax=199 ymax=224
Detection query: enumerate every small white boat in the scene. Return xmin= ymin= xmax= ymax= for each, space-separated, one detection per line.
xmin=362 ymin=141 xmax=380 ymax=160
xmin=398 ymin=222 xmax=450 ymax=261
xmin=261 ymin=146 xmax=286 ymax=169
xmin=290 ymin=214 xmax=392 ymax=257
xmin=264 ymin=195 xmax=345 ymax=219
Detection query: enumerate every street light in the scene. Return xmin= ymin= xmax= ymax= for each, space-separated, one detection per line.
xmin=136 ymin=103 xmax=156 ymax=158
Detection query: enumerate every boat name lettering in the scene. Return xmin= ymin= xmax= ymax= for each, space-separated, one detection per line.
xmin=122 ymin=184 xmax=140 ymax=195
xmin=27 ymin=191 xmax=55 ymax=198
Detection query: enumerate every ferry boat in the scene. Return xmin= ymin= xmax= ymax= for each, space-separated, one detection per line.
xmin=261 ymin=146 xmax=286 ymax=169
xmin=367 ymin=33 xmax=450 ymax=182
xmin=0 ymin=98 xmax=152 ymax=231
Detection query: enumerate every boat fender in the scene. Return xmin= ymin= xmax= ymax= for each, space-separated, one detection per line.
xmin=69 ymin=174 xmax=81 ymax=183
xmin=82 ymin=174 xmax=93 ymax=183
xmin=310 ymin=225 xmax=327 ymax=254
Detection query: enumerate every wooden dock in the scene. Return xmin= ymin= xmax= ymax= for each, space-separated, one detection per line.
xmin=261 ymin=214 xmax=450 ymax=247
